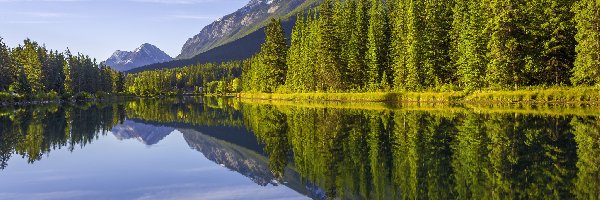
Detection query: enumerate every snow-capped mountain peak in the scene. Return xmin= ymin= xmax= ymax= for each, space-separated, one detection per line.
xmin=105 ymin=43 xmax=173 ymax=72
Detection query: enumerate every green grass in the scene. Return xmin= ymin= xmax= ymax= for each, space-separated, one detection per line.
xmin=241 ymin=97 xmax=600 ymax=117
xmin=240 ymin=87 xmax=600 ymax=104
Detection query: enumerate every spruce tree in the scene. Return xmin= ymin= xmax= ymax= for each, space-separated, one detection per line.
xmin=391 ymin=0 xmax=408 ymax=89
xmin=394 ymin=0 xmax=425 ymax=90
xmin=571 ymin=0 xmax=599 ymax=86
xmin=452 ymin=0 xmax=489 ymax=90
xmin=256 ymin=18 xmax=288 ymax=92
xmin=348 ymin=0 xmax=369 ymax=90
xmin=536 ymin=0 xmax=576 ymax=85
xmin=285 ymin=14 xmax=305 ymax=92
xmin=316 ymin=0 xmax=344 ymax=91
xmin=0 ymin=38 xmax=14 ymax=92
xmin=486 ymin=0 xmax=527 ymax=89
xmin=366 ymin=0 xmax=387 ymax=91
xmin=422 ymin=0 xmax=454 ymax=86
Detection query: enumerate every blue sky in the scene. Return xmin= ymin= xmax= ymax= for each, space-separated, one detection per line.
xmin=0 ymin=0 xmax=248 ymax=60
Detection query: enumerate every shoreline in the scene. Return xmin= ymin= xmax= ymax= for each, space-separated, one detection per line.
xmin=239 ymin=87 xmax=600 ymax=104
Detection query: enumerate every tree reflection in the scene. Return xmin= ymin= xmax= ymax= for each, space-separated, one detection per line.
xmin=240 ymin=103 xmax=590 ymax=199
xmin=0 ymin=103 xmax=126 ymax=168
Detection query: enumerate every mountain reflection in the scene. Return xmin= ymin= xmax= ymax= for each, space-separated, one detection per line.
xmin=1 ymin=98 xmax=600 ymax=199
xmin=111 ymin=120 xmax=175 ymax=145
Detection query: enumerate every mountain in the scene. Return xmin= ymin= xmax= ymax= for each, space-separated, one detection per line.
xmin=127 ymin=18 xmax=296 ymax=73
xmin=176 ymin=0 xmax=321 ymax=60
xmin=105 ymin=43 xmax=172 ymax=72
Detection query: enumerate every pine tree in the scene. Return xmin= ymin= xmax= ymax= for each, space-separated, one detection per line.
xmin=391 ymin=0 xmax=409 ymax=89
xmin=422 ymin=0 xmax=454 ymax=86
xmin=255 ymin=18 xmax=288 ymax=92
xmin=452 ymin=0 xmax=489 ymax=90
xmin=316 ymin=0 xmax=344 ymax=91
xmin=486 ymin=0 xmax=527 ymax=89
xmin=571 ymin=0 xmax=600 ymax=86
xmin=0 ymin=38 xmax=15 ymax=92
xmin=535 ymin=0 xmax=576 ymax=86
xmin=393 ymin=0 xmax=425 ymax=90
xmin=348 ymin=0 xmax=369 ymax=90
xmin=366 ymin=0 xmax=387 ymax=91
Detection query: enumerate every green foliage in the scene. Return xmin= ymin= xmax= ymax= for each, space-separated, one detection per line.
xmin=451 ymin=0 xmax=489 ymax=91
xmin=0 ymin=38 xmax=15 ymax=92
xmin=571 ymin=0 xmax=600 ymax=86
xmin=316 ymin=0 xmax=344 ymax=91
xmin=126 ymin=60 xmax=241 ymax=96
xmin=239 ymin=0 xmax=587 ymax=94
xmin=0 ymin=38 xmax=122 ymax=102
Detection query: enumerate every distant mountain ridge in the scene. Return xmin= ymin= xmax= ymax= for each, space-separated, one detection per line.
xmin=105 ymin=43 xmax=172 ymax=72
xmin=177 ymin=0 xmax=321 ymax=60
xmin=127 ymin=18 xmax=296 ymax=73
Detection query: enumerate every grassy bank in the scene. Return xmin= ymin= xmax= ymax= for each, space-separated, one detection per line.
xmin=0 ymin=91 xmax=137 ymax=106
xmin=240 ymin=87 xmax=600 ymax=103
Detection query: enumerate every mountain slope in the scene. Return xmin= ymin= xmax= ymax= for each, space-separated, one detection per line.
xmin=105 ymin=43 xmax=172 ymax=72
xmin=127 ymin=18 xmax=296 ymax=73
xmin=177 ymin=0 xmax=321 ymax=60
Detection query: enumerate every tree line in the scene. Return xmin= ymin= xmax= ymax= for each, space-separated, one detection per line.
xmin=124 ymin=61 xmax=242 ymax=96
xmin=0 ymin=38 xmax=125 ymax=100
xmin=244 ymin=0 xmax=599 ymax=93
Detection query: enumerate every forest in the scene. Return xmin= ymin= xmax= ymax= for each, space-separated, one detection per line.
xmin=0 ymin=38 xmax=125 ymax=102
xmin=124 ymin=61 xmax=242 ymax=96
xmin=2 ymin=0 xmax=597 ymax=100
xmin=243 ymin=0 xmax=599 ymax=93
xmin=128 ymin=0 xmax=599 ymax=95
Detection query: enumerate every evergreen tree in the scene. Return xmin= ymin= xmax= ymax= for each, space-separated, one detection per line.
xmin=536 ymin=0 xmax=576 ymax=85
xmin=452 ymin=0 xmax=489 ymax=90
xmin=571 ymin=0 xmax=600 ymax=86
xmin=286 ymin=13 xmax=308 ymax=92
xmin=0 ymin=38 xmax=15 ymax=92
xmin=393 ymin=0 xmax=425 ymax=90
xmin=316 ymin=0 xmax=344 ymax=91
xmin=13 ymin=39 xmax=43 ymax=94
xmin=366 ymin=0 xmax=387 ymax=90
xmin=254 ymin=18 xmax=288 ymax=92
xmin=422 ymin=0 xmax=454 ymax=86
xmin=347 ymin=0 xmax=369 ymax=90
xmin=486 ymin=0 xmax=527 ymax=89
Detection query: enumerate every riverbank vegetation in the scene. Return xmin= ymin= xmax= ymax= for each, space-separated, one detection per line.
xmin=241 ymin=87 xmax=600 ymax=103
xmin=0 ymin=38 xmax=125 ymax=103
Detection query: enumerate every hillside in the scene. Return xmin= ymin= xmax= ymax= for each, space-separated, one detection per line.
xmin=176 ymin=0 xmax=321 ymax=60
xmin=127 ymin=17 xmax=296 ymax=74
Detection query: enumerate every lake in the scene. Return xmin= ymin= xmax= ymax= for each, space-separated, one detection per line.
xmin=0 ymin=97 xmax=599 ymax=200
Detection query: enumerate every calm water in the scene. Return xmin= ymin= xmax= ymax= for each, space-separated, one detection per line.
xmin=0 ymin=97 xmax=599 ymax=200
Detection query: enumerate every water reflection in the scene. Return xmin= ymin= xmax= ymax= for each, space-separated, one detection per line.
xmin=0 ymin=98 xmax=599 ymax=199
